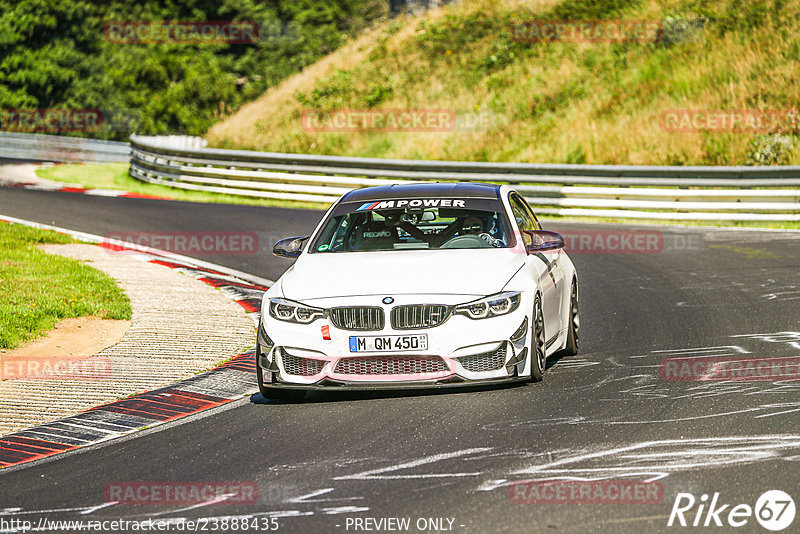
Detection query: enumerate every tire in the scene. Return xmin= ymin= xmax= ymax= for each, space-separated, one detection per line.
xmin=256 ymin=343 xmax=305 ymax=401
xmin=560 ymin=280 xmax=579 ymax=356
xmin=529 ymin=294 xmax=546 ymax=382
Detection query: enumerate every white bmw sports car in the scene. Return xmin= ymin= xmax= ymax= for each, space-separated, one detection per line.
xmin=257 ymin=183 xmax=579 ymax=400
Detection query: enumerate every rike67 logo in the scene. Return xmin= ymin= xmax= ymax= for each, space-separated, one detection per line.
xmin=668 ymin=490 xmax=795 ymax=531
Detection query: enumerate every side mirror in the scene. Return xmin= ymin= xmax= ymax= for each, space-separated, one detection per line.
xmin=522 ymin=230 xmax=564 ymax=254
xmin=273 ymin=236 xmax=310 ymax=259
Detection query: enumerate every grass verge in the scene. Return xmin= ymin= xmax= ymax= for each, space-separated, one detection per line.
xmin=35 ymin=163 xmax=330 ymax=211
xmin=0 ymin=223 xmax=132 ymax=350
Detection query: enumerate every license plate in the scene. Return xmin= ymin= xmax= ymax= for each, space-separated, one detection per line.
xmin=349 ymin=334 xmax=428 ymax=352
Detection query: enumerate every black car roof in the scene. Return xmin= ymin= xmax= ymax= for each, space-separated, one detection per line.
xmin=340 ymin=182 xmax=501 ymax=203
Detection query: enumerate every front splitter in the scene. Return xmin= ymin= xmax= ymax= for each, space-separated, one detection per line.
xmin=264 ymin=375 xmax=529 ymax=392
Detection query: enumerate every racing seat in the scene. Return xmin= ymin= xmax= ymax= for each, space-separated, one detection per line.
xmin=349 ymin=218 xmax=399 ymax=251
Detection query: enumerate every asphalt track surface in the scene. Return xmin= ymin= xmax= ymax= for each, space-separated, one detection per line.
xmin=2 ymin=187 xmax=800 ymax=533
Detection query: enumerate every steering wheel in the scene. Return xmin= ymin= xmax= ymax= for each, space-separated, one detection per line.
xmin=478 ymin=233 xmax=504 ymax=247
xmin=441 ymin=234 xmax=491 ymax=249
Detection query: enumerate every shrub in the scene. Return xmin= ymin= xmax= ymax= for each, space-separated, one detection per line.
xmin=744 ymin=134 xmax=795 ymax=165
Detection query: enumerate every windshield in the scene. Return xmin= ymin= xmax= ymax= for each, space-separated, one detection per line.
xmin=311 ymin=198 xmax=513 ymax=253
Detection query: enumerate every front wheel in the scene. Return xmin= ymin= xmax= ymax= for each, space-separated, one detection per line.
xmin=529 ymin=294 xmax=546 ymax=382
xmin=560 ymin=280 xmax=579 ymax=357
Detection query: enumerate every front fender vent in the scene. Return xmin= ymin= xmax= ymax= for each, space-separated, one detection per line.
xmin=457 ymin=345 xmax=507 ymax=372
xmin=281 ymin=350 xmax=325 ymax=376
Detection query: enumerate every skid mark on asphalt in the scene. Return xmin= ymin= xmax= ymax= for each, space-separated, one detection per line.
xmin=476 ymin=435 xmax=800 ymax=491
xmin=334 ymin=448 xmax=493 ymax=481
xmin=8 ymin=436 xmax=800 ymax=526
xmin=212 ymin=436 xmax=800 ymax=513
xmin=652 ymin=345 xmax=751 ymax=357
xmin=482 ymin=402 xmax=800 ymax=429
xmin=467 ymin=336 xmax=800 ymax=496
xmin=669 ymin=267 xmax=800 ymax=306
xmin=548 ymin=358 xmax=600 ymax=369
xmin=529 ymin=331 xmax=800 ymax=423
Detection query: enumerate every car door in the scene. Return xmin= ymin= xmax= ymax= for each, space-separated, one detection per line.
xmin=520 ymin=194 xmax=567 ymax=332
xmin=508 ymin=193 xmax=562 ymax=347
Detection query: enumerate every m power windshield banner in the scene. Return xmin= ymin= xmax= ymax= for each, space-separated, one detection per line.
xmin=356 ymin=199 xmax=468 ymax=211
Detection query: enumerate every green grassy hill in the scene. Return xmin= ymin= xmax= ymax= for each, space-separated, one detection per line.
xmin=0 ymin=0 xmax=387 ymax=140
xmin=206 ymin=0 xmax=800 ymax=166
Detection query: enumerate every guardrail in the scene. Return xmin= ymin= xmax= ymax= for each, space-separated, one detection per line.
xmin=0 ymin=132 xmax=129 ymax=163
xmin=130 ymin=135 xmax=800 ymax=221
xmin=1 ymin=132 xmax=796 ymax=221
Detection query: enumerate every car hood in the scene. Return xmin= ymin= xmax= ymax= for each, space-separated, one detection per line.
xmin=280 ymin=249 xmax=524 ymax=301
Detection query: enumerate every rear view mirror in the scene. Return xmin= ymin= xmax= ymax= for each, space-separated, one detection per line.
xmin=522 ymin=230 xmax=564 ymax=254
xmin=400 ymin=210 xmax=436 ymax=223
xmin=273 ymin=236 xmax=310 ymax=259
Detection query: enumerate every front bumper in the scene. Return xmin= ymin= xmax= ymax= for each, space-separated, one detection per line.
xmin=257 ymin=297 xmax=531 ymax=390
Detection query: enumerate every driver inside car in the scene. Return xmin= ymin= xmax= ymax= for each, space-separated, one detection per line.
xmin=433 ymin=213 xmax=496 ymax=248
xmin=460 ymin=215 xmax=484 ymax=236
xmin=456 ymin=214 xmax=505 ymax=247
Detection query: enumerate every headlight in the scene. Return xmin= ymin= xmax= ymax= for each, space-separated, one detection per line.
xmin=269 ymin=298 xmax=325 ymax=324
xmin=454 ymin=292 xmax=521 ymax=319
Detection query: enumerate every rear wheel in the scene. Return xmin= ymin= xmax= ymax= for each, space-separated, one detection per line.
xmin=256 ymin=343 xmax=305 ymax=401
xmin=560 ymin=280 xmax=580 ymax=356
xmin=529 ymin=294 xmax=546 ymax=382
